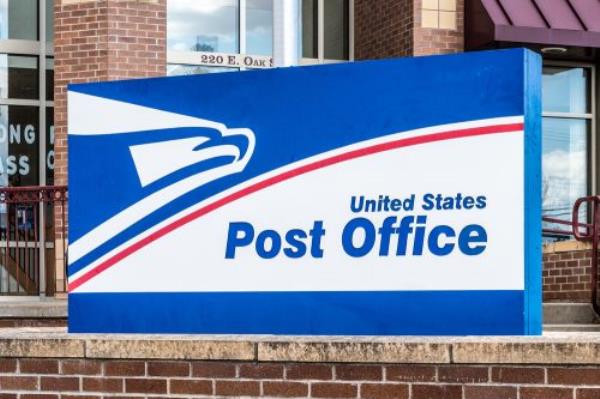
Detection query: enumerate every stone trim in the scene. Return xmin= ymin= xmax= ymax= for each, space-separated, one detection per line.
xmin=1 ymin=330 xmax=600 ymax=365
xmin=543 ymin=240 xmax=592 ymax=254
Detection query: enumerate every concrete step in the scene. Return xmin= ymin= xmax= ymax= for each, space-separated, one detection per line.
xmin=0 ymin=299 xmax=67 ymax=318
xmin=543 ymin=303 xmax=599 ymax=324
xmin=544 ymin=323 xmax=600 ymax=332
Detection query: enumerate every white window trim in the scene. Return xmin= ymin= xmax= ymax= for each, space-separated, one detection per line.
xmin=542 ymin=61 xmax=597 ymax=197
xmin=239 ymin=0 xmax=246 ymax=54
xmin=0 ymin=0 xmax=53 ymax=183
xmin=300 ymin=0 xmax=354 ymax=65
xmin=167 ymin=0 xmax=274 ymax=71
xmin=0 ymin=0 xmax=54 ymax=296
xmin=167 ymin=0 xmax=354 ymax=70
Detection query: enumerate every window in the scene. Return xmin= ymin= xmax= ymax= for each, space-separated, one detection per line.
xmin=323 ymin=0 xmax=349 ymax=60
xmin=301 ymin=0 xmax=353 ymax=64
xmin=542 ymin=65 xmax=595 ymax=236
xmin=167 ymin=0 xmax=352 ymax=72
xmin=302 ymin=0 xmax=317 ymax=59
xmin=45 ymin=106 xmax=52 ymax=184
xmin=168 ymin=0 xmax=239 ymax=54
xmin=421 ymin=0 xmax=457 ymax=30
xmin=45 ymin=57 xmax=53 ymax=101
xmin=0 ymin=105 xmax=39 ymax=187
xmin=0 ymin=0 xmax=53 ymax=188
xmin=246 ymin=0 xmax=273 ymax=56
xmin=0 ymin=0 xmax=38 ymax=40
xmin=167 ymin=0 xmax=273 ymax=75
xmin=0 ymin=55 xmax=38 ymax=100
xmin=167 ymin=64 xmax=239 ymax=76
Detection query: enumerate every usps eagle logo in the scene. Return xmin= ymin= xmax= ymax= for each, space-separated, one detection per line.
xmin=67 ymin=92 xmax=255 ymax=282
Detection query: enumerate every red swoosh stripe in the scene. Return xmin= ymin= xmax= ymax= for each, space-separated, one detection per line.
xmin=68 ymin=122 xmax=524 ymax=291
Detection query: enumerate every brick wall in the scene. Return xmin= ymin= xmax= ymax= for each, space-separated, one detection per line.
xmin=413 ymin=0 xmax=464 ymax=56
xmin=2 ymin=359 xmax=600 ymax=398
xmin=52 ymin=0 xmax=166 ymax=292
xmin=354 ymin=0 xmax=414 ymax=59
xmin=354 ymin=0 xmax=464 ymax=60
xmin=104 ymin=0 xmax=167 ymax=80
xmin=543 ymin=243 xmax=596 ymax=303
xmin=54 ymin=0 xmax=166 ymax=188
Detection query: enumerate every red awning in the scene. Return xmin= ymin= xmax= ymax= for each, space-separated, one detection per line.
xmin=466 ymin=0 xmax=600 ymax=51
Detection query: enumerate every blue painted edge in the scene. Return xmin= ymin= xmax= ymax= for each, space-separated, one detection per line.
xmin=523 ymin=49 xmax=543 ymax=335
xmin=68 ymin=290 xmax=525 ymax=335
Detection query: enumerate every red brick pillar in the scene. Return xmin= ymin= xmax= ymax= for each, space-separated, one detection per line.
xmin=413 ymin=0 xmax=464 ymax=56
xmin=354 ymin=0 xmax=464 ymax=60
xmin=52 ymin=0 xmax=166 ymax=293
xmin=354 ymin=0 xmax=414 ymax=60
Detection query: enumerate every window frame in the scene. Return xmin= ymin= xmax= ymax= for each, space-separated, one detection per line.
xmin=0 ymin=0 xmax=52 ymax=188
xmin=167 ymin=0 xmax=355 ymax=71
xmin=542 ymin=60 xmax=596 ymax=204
xmin=0 ymin=0 xmax=53 ymax=296
xmin=167 ymin=0 xmax=274 ymax=72
xmin=300 ymin=0 xmax=354 ymax=65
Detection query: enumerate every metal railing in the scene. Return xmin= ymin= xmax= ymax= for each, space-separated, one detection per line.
xmin=0 ymin=186 xmax=596 ymax=303
xmin=0 ymin=186 xmax=68 ymax=296
xmin=543 ymin=196 xmax=600 ymax=317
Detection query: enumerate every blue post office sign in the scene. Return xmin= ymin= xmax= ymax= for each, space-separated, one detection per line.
xmin=67 ymin=49 xmax=542 ymax=335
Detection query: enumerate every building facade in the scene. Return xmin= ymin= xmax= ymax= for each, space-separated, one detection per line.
xmin=0 ymin=0 xmax=598 ymax=304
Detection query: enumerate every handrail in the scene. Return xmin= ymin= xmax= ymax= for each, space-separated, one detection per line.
xmin=0 ymin=185 xmax=68 ymax=203
xmin=543 ymin=195 xmax=600 ymax=317
xmin=0 ymin=185 xmax=68 ymax=296
xmin=572 ymin=197 xmax=600 ymax=318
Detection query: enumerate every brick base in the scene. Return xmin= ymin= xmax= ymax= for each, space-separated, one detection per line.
xmin=543 ymin=242 xmax=596 ymax=303
xmin=1 ymin=359 xmax=600 ymax=398
xmin=0 ymin=318 xmax=66 ymax=328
